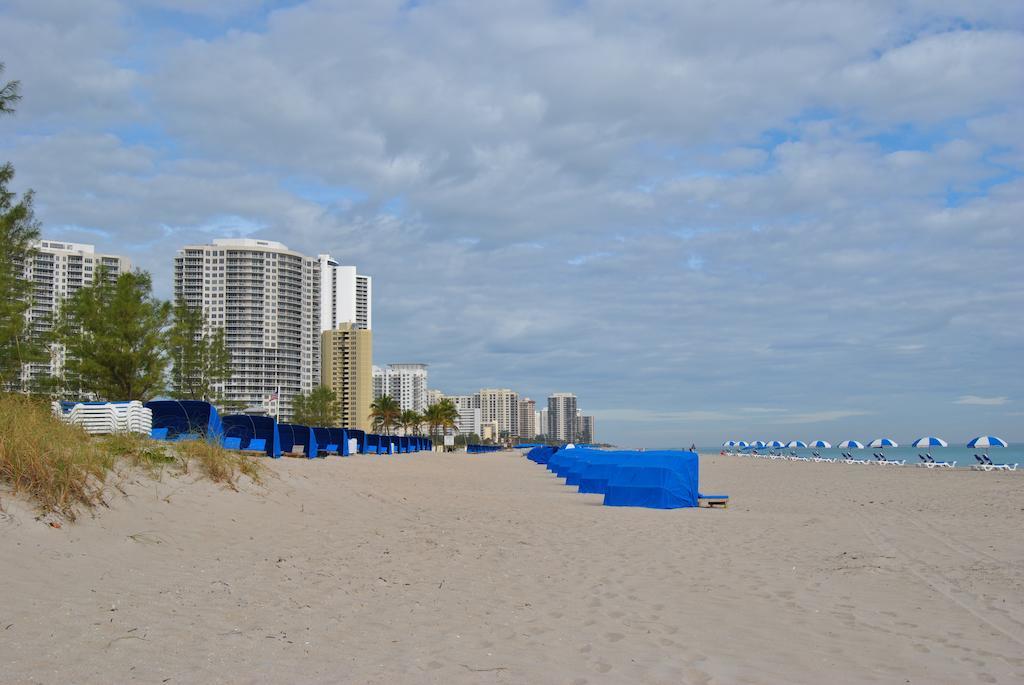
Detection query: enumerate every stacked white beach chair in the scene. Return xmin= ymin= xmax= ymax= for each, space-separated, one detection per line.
xmin=53 ymin=401 xmax=153 ymax=436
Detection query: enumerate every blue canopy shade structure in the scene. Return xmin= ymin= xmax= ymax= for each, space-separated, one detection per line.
xmin=145 ymin=400 xmax=223 ymax=442
xmin=603 ymin=451 xmax=700 ymax=509
xmin=787 ymin=440 xmax=808 ymax=448
xmin=838 ymin=440 xmax=864 ymax=449
xmin=868 ymin=438 xmax=898 ymax=448
xmin=312 ymin=427 xmax=350 ymax=455
xmin=221 ymin=414 xmax=281 ymax=457
xmin=526 ymin=446 xmax=557 ymax=464
xmin=278 ymin=423 xmax=318 ymax=458
xmin=912 ymin=436 xmax=948 ymax=448
xmin=467 ymin=444 xmax=502 ymax=454
xmin=767 ymin=440 xmax=785 ymax=448
xmin=343 ymin=428 xmax=366 ymax=453
xmin=967 ymin=435 xmax=1008 ymax=448
xmin=809 ymin=440 xmax=831 ymax=448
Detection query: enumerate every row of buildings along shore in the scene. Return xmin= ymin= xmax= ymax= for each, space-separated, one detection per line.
xmin=21 ymin=237 xmax=595 ymax=443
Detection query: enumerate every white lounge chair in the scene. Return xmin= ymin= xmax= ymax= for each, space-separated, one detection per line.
xmin=972 ymin=454 xmax=1018 ymax=472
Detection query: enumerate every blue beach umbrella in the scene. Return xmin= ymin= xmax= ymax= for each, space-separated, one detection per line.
xmin=868 ymin=438 xmax=898 ymax=448
xmin=809 ymin=440 xmax=831 ymax=448
xmin=787 ymin=440 xmax=808 ymax=448
xmin=911 ymin=436 xmax=948 ymax=448
xmin=838 ymin=440 xmax=864 ymax=449
xmin=753 ymin=440 xmax=767 ymax=449
xmin=737 ymin=440 xmax=749 ymax=448
xmin=723 ymin=440 xmax=737 ymax=447
xmin=967 ymin=435 xmax=1008 ymax=448
xmin=767 ymin=440 xmax=785 ymax=448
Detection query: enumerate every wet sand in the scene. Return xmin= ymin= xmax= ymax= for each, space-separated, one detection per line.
xmin=2 ymin=449 xmax=1022 ymax=684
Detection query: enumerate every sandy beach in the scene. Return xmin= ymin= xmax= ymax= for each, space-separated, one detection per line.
xmin=2 ymin=449 xmax=1023 ymax=684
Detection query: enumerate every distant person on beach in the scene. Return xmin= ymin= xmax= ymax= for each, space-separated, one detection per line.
xmin=689 ymin=443 xmax=696 ymax=452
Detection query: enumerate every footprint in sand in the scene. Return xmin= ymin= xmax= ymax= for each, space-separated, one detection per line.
xmin=594 ymin=663 xmax=613 ymax=673
xmin=605 ymin=632 xmax=625 ymax=643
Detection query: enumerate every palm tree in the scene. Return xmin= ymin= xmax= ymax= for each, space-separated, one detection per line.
xmin=369 ymin=395 xmax=401 ymax=435
xmin=422 ymin=402 xmax=444 ymax=442
xmin=437 ymin=398 xmax=458 ymax=438
xmin=399 ymin=409 xmax=422 ymax=436
xmin=422 ymin=399 xmax=459 ymax=446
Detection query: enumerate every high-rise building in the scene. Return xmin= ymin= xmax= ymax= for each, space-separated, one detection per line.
xmin=373 ymin=363 xmax=429 ymax=412
xmin=321 ymin=323 xmax=373 ymax=431
xmin=478 ymin=388 xmax=520 ymax=437
xmin=447 ymin=394 xmax=480 ymax=411
xmin=174 ymin=238 xmax=320 ymax=420
xmin=456 ymin=407 xmax=482 ymax=436
xmin=538 ymin=408 xmax=549 ymax=437
xmin=577 ymin=413 xmax=596 ymax=444
xmin=518 ymin=397 xmax=537 ymax=438
xmin=20 ymin=240 xmax=131 ymax=386
xmin=547 ymin=392 xmax=577 ymax=442
xmin=318 ymin=255 xmax=371 ymax=331
xmin=425 ymin=388 xmax=444 ymax=407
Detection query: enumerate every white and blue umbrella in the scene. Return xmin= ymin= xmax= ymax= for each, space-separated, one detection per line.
xmin=809 ymin=440 xmax=831 ymax=448
xmin=838 ymin=440 xmax=864 ymax=449
xmin=768 ymin=440 xmax=785 ymax=448
xmin=723 ymin=440 xmax=737 ymax=448
xmin=787 ymin=440 xmax=808 ymax=448
xmin=869 ymin=438 xmax=898 ymax=448
xmin=967 ymin=435 xmax=1008 ymax=448
xmin=753 ymin=440 xmax=767 ymax=449
xmin=737 ymin=441 xmax=749 ymax=448
xmin=912 ymin=436 xmax=948 ymax=448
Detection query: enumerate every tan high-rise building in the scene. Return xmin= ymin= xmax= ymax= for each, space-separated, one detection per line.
xmin=321 ymin=323 xmax=373 ymax=431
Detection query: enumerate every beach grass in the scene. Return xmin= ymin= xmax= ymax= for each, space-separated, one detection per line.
xmin=0 ymin=394 xmax=114 ymax=520
xmin=0 ymin=394 xmax=263 ymax=519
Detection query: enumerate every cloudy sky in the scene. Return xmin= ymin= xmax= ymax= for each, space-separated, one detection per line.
xmin=2 ymin=0 xmax=1022 ymax=446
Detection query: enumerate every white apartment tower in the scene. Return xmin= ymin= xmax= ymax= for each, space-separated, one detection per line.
xmin=318 ymin=255 xmax=372 ymax=331
xmin=478 ymin=388 xmax=520 ymax=437
xmin=373 ymin=363 xmax=429 ymax=412
xmin=538 ymin=408 xmax=549 ymax=437
xmin=174 ymin=239 xmax=320 ymax=420
xmin=547 ymin=392 xmax=578 ymax=442
xmin=21 ymin=240 xmax=131 ymax=385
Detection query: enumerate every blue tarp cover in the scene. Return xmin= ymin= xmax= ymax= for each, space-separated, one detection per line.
xmin=603 ymin=454 xmax=699 ymax=509
xmin=145 ymin=400 xmax=223 ymax=442
xmin=221 ymin=414 xmax=282 ymax=458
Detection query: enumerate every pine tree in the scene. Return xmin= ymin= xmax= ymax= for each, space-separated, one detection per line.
xmin=0 ymin=62 xmax=46 ymax=391
xmin=168 ymin=299 xmax=231 ymax=403
xmin=57 ymin=269 xmax=172 ymax=401
xmin=291 ymin=386 xmax=340 ymax=427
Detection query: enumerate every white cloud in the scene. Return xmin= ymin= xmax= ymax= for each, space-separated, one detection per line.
xmin=955 ymin=395 xmax=1010 ymax=406
xmin=1 ymin=0 xmax=1022 ymax=445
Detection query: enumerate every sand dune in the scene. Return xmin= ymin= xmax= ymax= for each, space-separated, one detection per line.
xmin=1 ymin=450 xmax=1023 ymax=684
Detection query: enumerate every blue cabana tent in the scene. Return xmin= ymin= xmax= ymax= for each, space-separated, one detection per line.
xmin=221 ymin=414 xmax=281 ymax=457
xmin=328 ymin=428 xmax=349 ymax=456
xmin=278 ymin=423 xmax=318 ymax=458
xmin=312 ymin=427 xmax=340 ymax=455
xmin=526 ymin=446 xmax=556 ymax=464
xmin=343 ymin=429 xmax=366 ymax=453
xmin=145 ymin=400 xmax=223 ymax=442
xmin=364 ymin=433 xmax=386 ymax=454
xmin=467 ymin=444 xmax=501 ymax=453
xmin=603 ymin=451 xmax=699 ymax=509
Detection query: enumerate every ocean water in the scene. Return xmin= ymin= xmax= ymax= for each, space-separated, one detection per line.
xmin=702 ymin=445 xmax=1022 ymax=469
